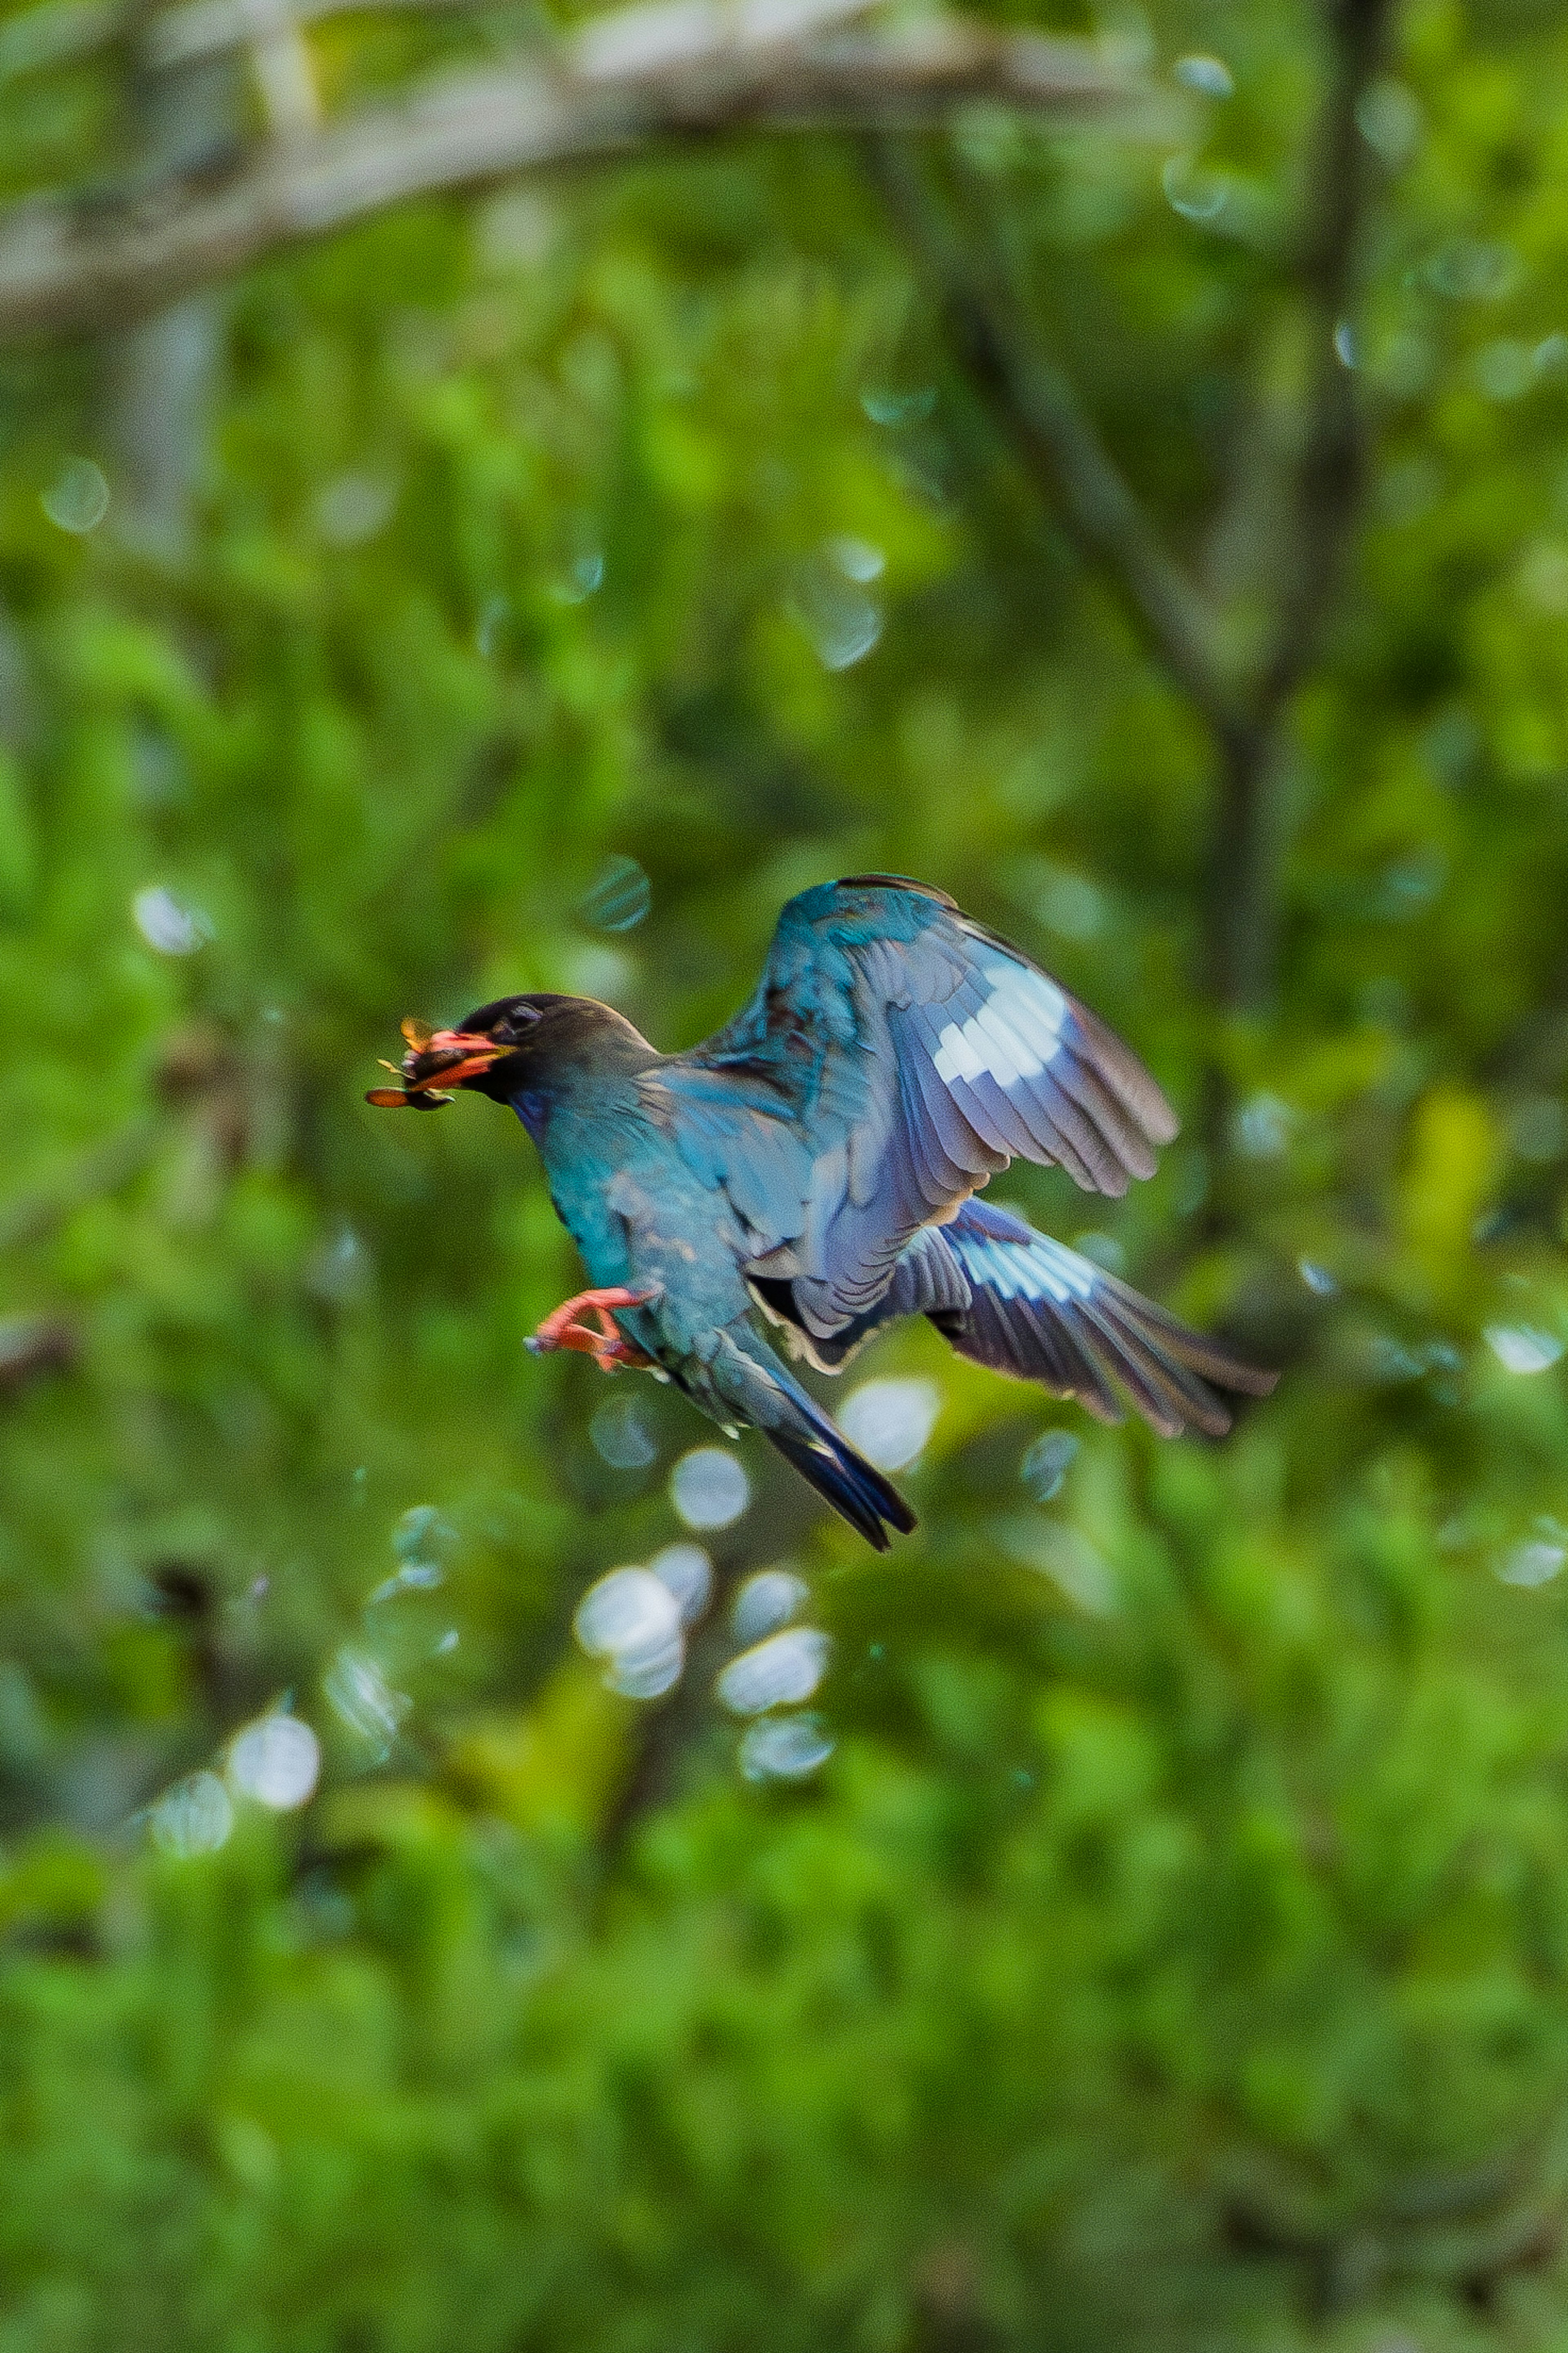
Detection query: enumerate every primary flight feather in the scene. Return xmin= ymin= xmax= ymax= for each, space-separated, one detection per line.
xmin=368 ymin=875 xmax=1275 ymax=1548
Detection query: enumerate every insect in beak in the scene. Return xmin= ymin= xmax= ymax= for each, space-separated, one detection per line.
xmin=364 ymin=1020 xmax=504 ymax=1109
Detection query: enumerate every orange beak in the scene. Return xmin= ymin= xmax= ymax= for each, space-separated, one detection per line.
xmin=412 ymin=1030 xmax=506 ymax=1089
xmin=365 ymin=1023 xmax=506 ymax=1110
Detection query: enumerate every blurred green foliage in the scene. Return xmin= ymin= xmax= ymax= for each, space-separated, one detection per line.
xmin=4 ymin=0 xmax=1568 ymax=2344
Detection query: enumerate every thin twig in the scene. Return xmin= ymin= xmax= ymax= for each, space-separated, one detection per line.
xmin=864 ymin=133 xmax=1238 ymax=747
xmin=0 ymin=2 xmax=1134 ymax=341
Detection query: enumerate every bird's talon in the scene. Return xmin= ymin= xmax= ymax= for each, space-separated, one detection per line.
xmin=528 ymin=1285 xmax=661 ymax=1372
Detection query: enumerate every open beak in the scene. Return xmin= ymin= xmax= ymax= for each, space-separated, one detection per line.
xmin=365 ymin=1023 xmax=506 ymax=1111
xmin=415 ymin=1030 xmax=507 ymax=1088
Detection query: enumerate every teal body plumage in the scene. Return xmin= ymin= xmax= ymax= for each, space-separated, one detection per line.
xmin=372 ymin=878 xmax=1275 ymax=1548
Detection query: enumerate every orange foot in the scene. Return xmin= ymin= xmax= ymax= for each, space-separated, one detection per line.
xmin=525 ymin=1286 xmax=662 ymax=1374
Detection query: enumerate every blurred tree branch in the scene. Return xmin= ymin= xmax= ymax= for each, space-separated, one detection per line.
xmin=597 ymin=1559 xmax=741 ymax=1862
xmin=1222 ymin=2134 xmax=1568 ymax=2322
xmin=871 ymin=0 xmax=1394 ymax=1036
xmin=98 ymin=0 xmax=242 ymax=551
xmin=0 ymin=0 xmax=584 ymax=80
xmin=862 ymin=134 xmax=1241 ymax=747
xmin=0 ymin=1314 xmax=77 ymax=1392
xmin=0 ymin=0 xmax=1139 ymax=342
xmin=1206 ymin=0 xmax=1392 ymax=1017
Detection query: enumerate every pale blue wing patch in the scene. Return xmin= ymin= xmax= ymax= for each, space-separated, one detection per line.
xmin=939 ymin=1202 xmax=1274 ymax=1437
xmin=671 ymin=877 xmax=1181 ymax=1343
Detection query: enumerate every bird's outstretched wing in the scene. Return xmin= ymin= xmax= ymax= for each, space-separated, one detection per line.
xmin=652 ymin=875 xmax=1178 ymax=1341
xmin=797 ymin=1199 xmax=1275 ymax=1437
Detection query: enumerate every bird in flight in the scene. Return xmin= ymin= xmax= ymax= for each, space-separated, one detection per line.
xmin=368 ymin=876 xmax=1274 ymax=1548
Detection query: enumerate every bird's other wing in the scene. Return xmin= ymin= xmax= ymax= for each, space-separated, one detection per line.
xmin=752 ymin=1222 xmax=974 ymax=1374
xmin=659 ymin=875 xmax=1178 ymax=1341
xmin=931 ymin=1199 xmax=1276 ymax=1438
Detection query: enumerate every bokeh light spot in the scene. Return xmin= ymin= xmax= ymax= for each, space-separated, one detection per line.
xmin=837 ymin=1378 xmax=940 ymax=1471
xmin=717 ymin=1628 xmax=831 ymax=1715
xmin=604 ymin=1638 xmax=684 ymax=1699
xmin=1161 ymin=155 xmax=1227 ymax=223
xmin=574 ymin=1568 xmax=680 ymax=1663
xmin=649 ymin=1542 xmax=713 ymax=1625
xmin=670 ymin=1448 xmax=750 ymax=1529
xmin=1486 ymin=1326 xmax=1563 ymax=1375
xmin=826 ymin=534 xmax=885 ymax=582
xmin=42 ymin=456 xmax=109 ymax=534
xmin=316 ymin=472 xmax=396 ymax=545
xmin=591 ymin=1394 xmax=659 ymax=1470
xmin=133 ymin=885 xmax=211 ymax=955
xmin=228 ymin=1714 xmax=321 ymax=1810
xmin=580 ymin=854 xmax=651 ymax=932
xmin=151 ymin=1771 xmax=233 ymax=1857
xmin=1173 ymin=53 xmax=1232 ymax=95
xmin=1498 ymin=1540 xmax=1566 ymax=1588
xmin=1355 ymin=76 xmax=1422 ymax=165
xmin=324 ymin=1648 xmax=410 ymax=1758
xmin=739 ymin=1713 xmax=834 ymax=1782
xmin=788 ymin=558 xmax=882 ymax=671
xmin=731 ymin=1569 xmax=808 ymax=1645
xmin=1233 ymin=1092 xmax=1292 ymax=1158
xmin=860 ymin=384 xmax=935 ymax=426
xmin=1021 ymin=1430 xmax=1078 ymax=1503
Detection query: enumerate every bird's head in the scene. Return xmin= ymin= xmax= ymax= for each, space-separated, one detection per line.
xmin=365 ymin=993 xmax=650 ymax=1111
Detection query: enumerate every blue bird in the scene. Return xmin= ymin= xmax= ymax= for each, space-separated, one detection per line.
xmin=368 ymin=876 xmax=1275 ymax=1548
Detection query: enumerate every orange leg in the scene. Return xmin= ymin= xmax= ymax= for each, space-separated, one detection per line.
xmin=526 ymin=1286 xmax=661 ymax=1373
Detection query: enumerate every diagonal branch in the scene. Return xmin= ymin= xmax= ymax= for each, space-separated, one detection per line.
xmin=0 ymin=0 xmax=1137 ymax=342
xmin=869 ymin=0 xmax=1395 ymax=1028
xmin=863 ymin=133 xmax=1240 ymax=747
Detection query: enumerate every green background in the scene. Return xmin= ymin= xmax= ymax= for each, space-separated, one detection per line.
xmin=4 ymin=0 xmax=1568 ymax=2343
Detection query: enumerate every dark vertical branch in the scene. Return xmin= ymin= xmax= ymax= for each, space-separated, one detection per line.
xmin=863 ymin=134 xmax=1238 ymax=748
xmin=1258 ymin=0 xmax=1392 ymax=724
xmin=1207 ymin=722 xmax=1289 ymax=1020
xmin=1207 ymin=0 xmax=1393 ymax=1022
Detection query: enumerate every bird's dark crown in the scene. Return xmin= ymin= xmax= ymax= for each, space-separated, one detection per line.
xmin=442 ymin=992 xmax=657 ymax=1101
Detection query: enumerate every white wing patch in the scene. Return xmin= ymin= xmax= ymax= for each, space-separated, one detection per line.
xmin=931 ymin=961 xmax=1068 ymax=1090
xmin=953 ymin=1229 xmax=1100 ymax=1307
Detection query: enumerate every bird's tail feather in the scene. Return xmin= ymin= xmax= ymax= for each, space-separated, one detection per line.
xmin=763 ymin=1421 xmax=917 ymax=1552
xmin=705 ymin=1328 xmax=916 ymax=1552
xmin=934 ymin=1199 xmax=1276 ymax=1439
